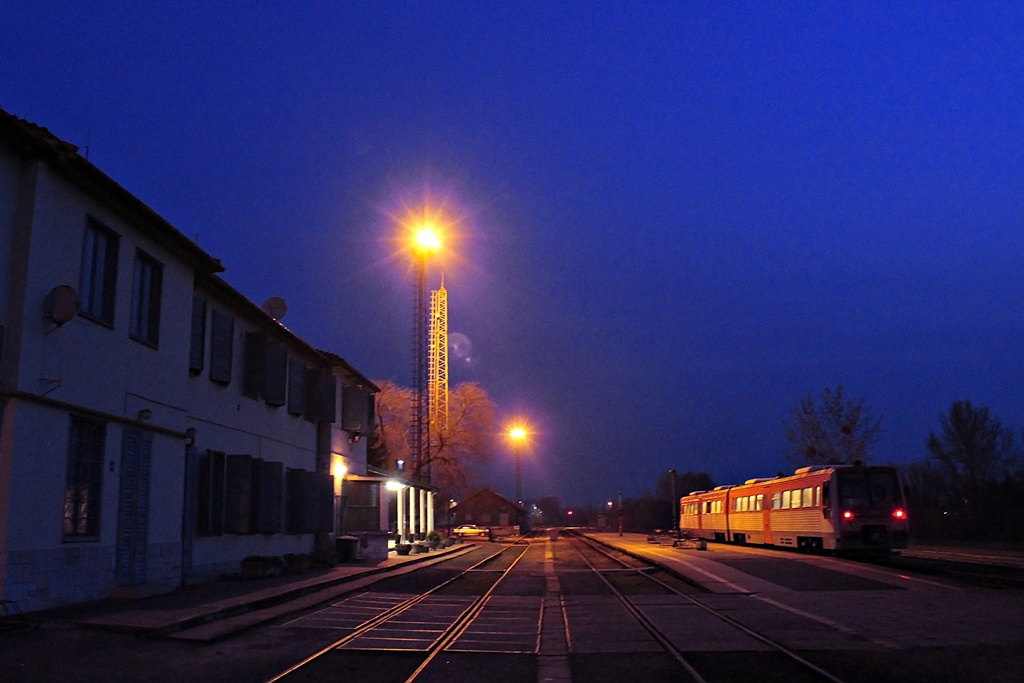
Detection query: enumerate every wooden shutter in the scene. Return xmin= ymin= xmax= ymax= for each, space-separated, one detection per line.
xmin=286 ymin=467 xmax=306 ymax=533
xmin=189 ymin=297 xmax=206 ymax=373
xmin=209 ymin=311 xmax=234 ymax=384
xmin=197 ymin=450 xmax=225 ymax=535
xmin=224 ymin=453 xmax=252 ymax=534
xmin=288 ymin=358 xmax=306 ymax=415
xmin=305 ymin=470 xmax=335 ymax=533
xmin=322 ymin=373 xmax=337 ymax=423
xmin=243 ymin=331 xmax=266 ymax=399
xmin=264 ymin=341 xmax=287 ymax=407
xmin=342 ymin=384 xmax=368 ymax=433
xmin=251 ymin=459 xmax=283 ymax=534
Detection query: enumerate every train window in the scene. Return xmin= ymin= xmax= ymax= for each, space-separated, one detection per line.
xmin=791 ymin=489 xmax=801 ymax=509
xmin=756 ymin=494 xmax=763 ymax=511
xmin=815 ymin=486 xmax=821 ymax=507
xmin=772 ymin=492 xmax=781 ymax=509
xmin=802 ymin=487 xmax=813 ymax=507
xmin=782 ymin=490 xmax=791 ymax=509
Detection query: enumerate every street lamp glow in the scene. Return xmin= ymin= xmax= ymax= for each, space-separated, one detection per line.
xmin=509 ymin=426 xmax=527 ymax=441
xmin=413 ymin=225 xmax=441 ymax=254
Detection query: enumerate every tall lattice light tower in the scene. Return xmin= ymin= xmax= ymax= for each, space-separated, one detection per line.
xmin=428 ymin=276 xmax=450 ymax=460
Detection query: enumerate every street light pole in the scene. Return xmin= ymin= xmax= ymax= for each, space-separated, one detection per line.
xmin=508 ymin=426 xmax=527 ymax=506
xmin=408 ymin=227 xmax=440 ymax=486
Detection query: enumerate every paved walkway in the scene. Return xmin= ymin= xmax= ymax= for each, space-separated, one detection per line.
xmin=43 ymin=544 xmax=474 ymax=639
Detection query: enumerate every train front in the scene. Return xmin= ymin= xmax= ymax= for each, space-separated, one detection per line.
xmin=832 ymin=466 xmax=909 ymax=553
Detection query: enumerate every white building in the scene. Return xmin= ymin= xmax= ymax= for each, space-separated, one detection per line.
xmin=0 ymin=107 xmax=390 ymax=613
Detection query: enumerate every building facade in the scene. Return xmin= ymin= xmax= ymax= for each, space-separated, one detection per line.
xmin=0 ymin=108 xmax=384 ymax=613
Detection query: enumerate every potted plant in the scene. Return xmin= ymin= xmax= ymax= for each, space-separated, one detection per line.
xmin=427 ymin=530 xmax=441 ymax=550
xmin=395 ymin=543 xmax=412 ymax=556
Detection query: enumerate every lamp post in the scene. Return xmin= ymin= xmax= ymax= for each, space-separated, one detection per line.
xmin=508 ymin=426 xmax=527 ymax=506
xmin=409 ymin=227 xmax=440 ymax=485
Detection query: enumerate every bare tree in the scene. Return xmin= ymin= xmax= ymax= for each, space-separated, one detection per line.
xmin=925 ymin=399 xmax=1016 ymax=535
xmin=369 ymin=380 xmax=497 ymax=501
xmin=429 ymin=382 xmax=497 ymax=499
xmin=367 ymin=379 xmax=411 ymax=471
xmin=783 ymin=385 xmax=883 ymax=466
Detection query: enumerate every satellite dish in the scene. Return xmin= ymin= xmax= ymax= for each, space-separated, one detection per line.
xmin=44 ymin=285 xmax=79 ymax=326
xmin=261 ymin=296 xmax=288 ymax=321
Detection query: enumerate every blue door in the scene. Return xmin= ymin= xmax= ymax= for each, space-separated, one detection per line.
xmin=116 ymin=429 xmax=152 ymax=586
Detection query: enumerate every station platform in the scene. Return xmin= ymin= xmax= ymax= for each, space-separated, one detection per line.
xmin=25 ymin=544 xmax=474 ymax=641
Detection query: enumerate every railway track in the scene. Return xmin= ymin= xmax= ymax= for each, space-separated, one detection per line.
xmin=569 ymin=533 xmax=849 ymax=683
xmin=265 ymin=530 xmax=871 ymax=682
xmin=265 ymin=540 xmax=534 ymax=682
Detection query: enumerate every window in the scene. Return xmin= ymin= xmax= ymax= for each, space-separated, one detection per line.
xmin=80 ymin=217 xmax=119 ymax=326
xmin=756 ymin=494 xmax=764 ymax=511
xmin=815 ymin=486 xmax=821 ymax=507
xmin=189 ymin=297 xmax=207 ymax=374
xmin=791 ymin=489 xmax=801 ymax=509
xmin=63 ymin=417 xmax=106 ymax=539
xmin=130 ymin=250 xmax=163 ymax=346
xmin=209 ymin=311 xmax=235 ymax=384
xmin=771 ymin=492 xmax=781 ymax=509
xmin=782 ymin=490 xmax=791 ymax=509
xmin=803 ymin=487 xmax=814 ymax=508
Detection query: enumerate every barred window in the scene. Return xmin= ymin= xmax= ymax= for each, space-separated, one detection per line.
xmin=63 ymin=417 xmax=106 ymax=539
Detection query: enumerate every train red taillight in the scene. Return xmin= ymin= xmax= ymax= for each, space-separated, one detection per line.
xmin=893 ymin=509 xmax=906 ymax=519
xmin=842 ymin=510 xmax=854 ymax=520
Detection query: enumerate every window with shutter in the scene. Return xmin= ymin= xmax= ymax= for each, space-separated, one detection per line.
xmin=342 ymin=385 xmax=369 ymax=433
xmin=251 ymin=459 xmax=283 ymax=534
xmin=288 ymin=358 xmax=307 ymax=416
xmin=286 ymin=467 xmax=307 ymax=533
xmin=243 ymin=331 xmax=266 ymax=399
xmin=189 ymin=297 xmax=206 ymax=374
xmin=310 ymin=471 xmax=334 ymax=533
xmin=322 ymin=374 xmax=337 ymax=423
xmin=197 ymin=451 xmax=226 ymax=535
xmin=209 ymin=311 xmax=234 ymax=384
xmin=224 ymin=453 xmax=253 ymax=534
xmin=264 ymin=341 xmax=287 ymax=407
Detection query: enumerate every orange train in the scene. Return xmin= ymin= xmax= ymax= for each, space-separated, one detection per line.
xmin=679 ymin=464 xmax=909 ymax=553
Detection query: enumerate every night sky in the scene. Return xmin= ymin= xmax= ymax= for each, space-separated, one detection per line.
xmin=4 ymin=3 xmax=1024 ymax=506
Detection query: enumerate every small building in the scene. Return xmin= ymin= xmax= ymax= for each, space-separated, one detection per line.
xmin=452 ymin=489 xmax=526 ymax=538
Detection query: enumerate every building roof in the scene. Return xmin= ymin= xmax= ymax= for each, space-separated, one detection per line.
xmin=0 ymin=106 xmax=224 ymax=276
xmin=459 ymin=488 xmax=525 ymax=513
xmin=319 ymin=350 xmax=380 ymax=392
xmin=2 ymin=106 xmax=379 ymax=393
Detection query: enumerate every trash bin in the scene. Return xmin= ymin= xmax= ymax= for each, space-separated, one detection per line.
xmin=336 ymin=535 xmax=359 ymax=562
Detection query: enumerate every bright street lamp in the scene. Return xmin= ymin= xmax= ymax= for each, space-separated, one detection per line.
xmin=409 ymin=223 xmax=442 ymax=485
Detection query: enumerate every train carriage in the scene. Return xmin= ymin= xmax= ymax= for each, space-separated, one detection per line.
xmin=679 ymin=464 xmax=909 ymax=554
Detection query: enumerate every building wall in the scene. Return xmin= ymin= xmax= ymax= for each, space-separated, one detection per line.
xmin=0 ymin=115 xmax=379 ymax=613
xmin=0 ymin=157 xmax=195 ymax=610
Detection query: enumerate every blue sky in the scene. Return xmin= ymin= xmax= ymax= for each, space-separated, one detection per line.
xmin=4 ymin=2 xmax=1023 ymax=505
